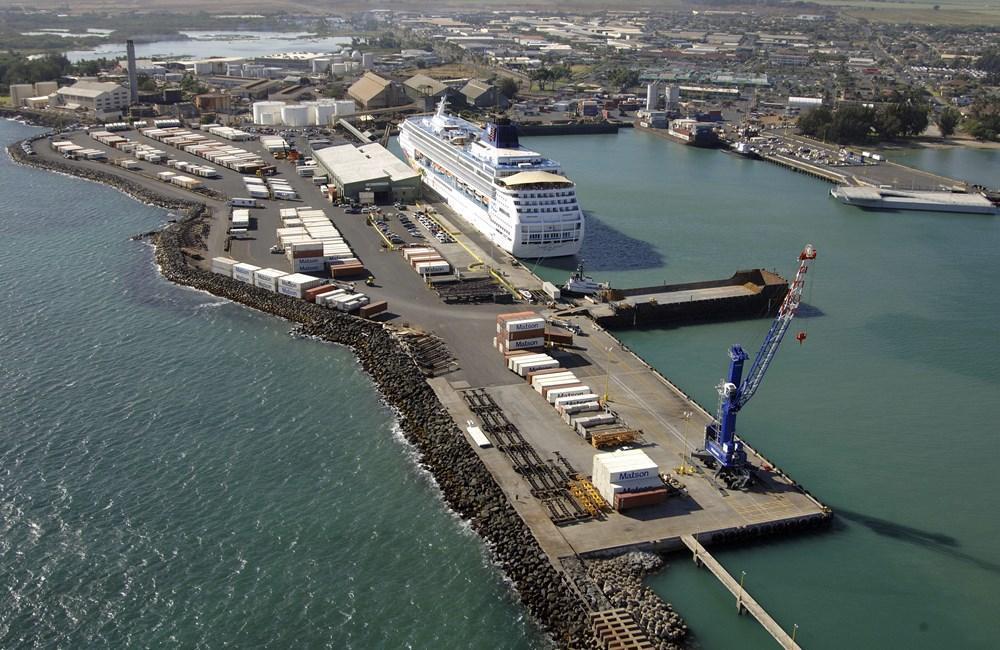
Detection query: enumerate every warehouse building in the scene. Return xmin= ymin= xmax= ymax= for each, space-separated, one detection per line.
xmin=56 ymin=81 xmax=129 ymax=118
xmin=348 ymin=72 xmax=409 ymax=109
xmin=402 ymin=73 xmax=463 ymax=110
xmin=314 ymin=143 xmax=420 ymax=203
xmin=460 ymin=79 xmax=509 ymax=110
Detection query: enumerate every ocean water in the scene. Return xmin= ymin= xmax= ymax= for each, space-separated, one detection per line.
xmin=525 ymin=130 xmax=1000 ymax=649
xmin=65 ymin=32 xmax=354 ymax=62
xmin=0 ymin=121 xmax=538 ymax=648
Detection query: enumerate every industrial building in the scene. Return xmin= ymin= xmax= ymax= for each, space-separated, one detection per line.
xmin=402 ymin=74 xmax=463 ymax=109
xmin=348 ymin=72 xmax=409 ymax=110
xmin=55 ymin=81 xmax=130 ymax=118
xmin=460 ymin=79 xmax=509 ymax=110
xmin=9 ymin=81 xmax=59 ymax=108
xmin=314 ymin=143 xmax=420 ymax=203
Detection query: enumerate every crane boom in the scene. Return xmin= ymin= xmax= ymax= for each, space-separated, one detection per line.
xmin=697 ymin=244 xmax=817 ymax=489
xmin=737 ymin=244 xmax=816 ymax=409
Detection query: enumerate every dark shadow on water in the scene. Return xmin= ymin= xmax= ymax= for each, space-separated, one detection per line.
xmin=794 ymin=302 xmax=825 ymax=318
xmin=538 ymin=211 xmax=665 ymax=273
xmin=835 ymin=507 xmax=1000 ymax=575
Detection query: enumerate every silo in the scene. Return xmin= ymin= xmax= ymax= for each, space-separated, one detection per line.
xmin=281 ymin=104 xmax=310 ymax=127
xmin=361 ymin=53 xmax=375 ymax=69
xmin=645 ymin=82 xmax=660 ymax=111
xmin=311 ymin=58 xmax=331 ymax=73
xmin=332 ymin=63 xmax=347 ymax=76
xmin=252 ymin=101 xmax=284 ymax=125
xmin=351 ymin=50 xmax=362 ymax=61
xmin=309 ymin=101 xmax=337 ymax=126
xmin=664 ymin=85 xmax=680 ymax=109
xmin=333 ymin=100 xmax=356 ymax=117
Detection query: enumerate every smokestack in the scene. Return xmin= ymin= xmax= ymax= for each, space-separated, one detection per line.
xmin=126 ymin=39 xmax=138 ymax=105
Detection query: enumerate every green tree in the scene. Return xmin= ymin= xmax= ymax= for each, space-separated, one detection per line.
xmin=497 ymin=76 xmax=519 ymax=99
xmin=936 ymin=106 xmax=962 ymax=137
xmin=965 ymin=97 xmax=1000 ymax=141
xmin=136 ymin=74 xmax=157 ymax=92
xmin=606 ymin=67 xmax=639 ymax=92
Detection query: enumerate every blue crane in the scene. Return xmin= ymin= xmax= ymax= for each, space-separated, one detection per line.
xmin=698 ymin=244 xmax=817 ymax=489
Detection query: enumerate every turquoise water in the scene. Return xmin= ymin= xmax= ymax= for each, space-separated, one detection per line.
xmin=0 ymin=121 xmax=538 ymax=648
xmin=524 ymin=129 xmax=1000 ymax=649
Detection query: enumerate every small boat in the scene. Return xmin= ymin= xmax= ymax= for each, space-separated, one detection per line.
xmin=563 ymin=260 xmax=609 ymax=295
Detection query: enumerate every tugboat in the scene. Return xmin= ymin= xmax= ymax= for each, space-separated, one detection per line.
xmin=563 ymin=260 xmax=609 ymax=295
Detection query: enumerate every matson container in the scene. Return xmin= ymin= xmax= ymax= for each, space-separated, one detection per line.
xmin=211 ymin=256 xmax=238 ymax=277
xmin=502 ymin=336 xmax=546 ymax=352
xmin=501 ymin=317 xmax=546 ymax=333
xmin=513 ymin=358 xmax=560 ymax=377
xmin=540 ymin=380 xmax=585 ymax=399
xmin=252 ymin=268 xmax=287 ymax=292
xmin=558 ymin=401 xmax=601 ymax=416
xmin=553 ymin=393 xmax=600 ymax=409
xmin=499 ymin=328 xmax=547 ymax=342
xmin=545 ymin=384 xmax=591 ymax=403
xmin=278 ymin=273 xmax=325 ymax=298
xmin=593 ymin=449 xmax=659 ymax=485
xmin=232 ymin=262 xmax=261 ymax=284
xmin=506 ymin=353 xmax=549 ymax=372
xmin=530 ymin=372 xmax=578 ymax=389
xmin=414 ymin=261 xmax=451 ymax=275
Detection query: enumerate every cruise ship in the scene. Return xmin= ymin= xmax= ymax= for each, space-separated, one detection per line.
xmin=398 ymin=100 xmax=584 ymax=258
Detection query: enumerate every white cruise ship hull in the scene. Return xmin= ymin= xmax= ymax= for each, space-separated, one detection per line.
xmin=399 ymin=126 xmax=583 ymax=259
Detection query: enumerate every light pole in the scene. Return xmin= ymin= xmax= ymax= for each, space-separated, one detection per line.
xmin=602 ymin=345 xmax=613 ymax=403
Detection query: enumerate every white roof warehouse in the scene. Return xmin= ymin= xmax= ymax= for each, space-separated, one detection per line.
xmin=314 ymin=143 xmax=420 ymax=203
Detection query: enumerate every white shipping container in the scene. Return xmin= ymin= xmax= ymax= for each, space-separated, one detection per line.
xmin=593 ymin=449 xmax=659 ymax=485
xmin=504 ymin=317 xmax=546 ymax=333
xmin=553 ymin=393 xmax=600 ymax=409
xmin=252 ymin=268 xmax=287 ymax=292
xmin=530 ymin=372 xmax=577 ymax=389
xmin=232 ymin=263 xmax=261 ymax=283
xmin=503 ymin=337 xmax=546 ymax=352
xmin=546 ymin=385 xmax=592 ymax=404
xmin=535 ymin=378 xmax=583 ymax=395
xmin=514 ymin=359 xmax=560 ymax=377
xmin=211 ymin=256 xmax=239 ymax=277
xmin=558 ymin=401 xmax=601 ymax=416
xmin=506 ymin=353 xmax=549 ymax=372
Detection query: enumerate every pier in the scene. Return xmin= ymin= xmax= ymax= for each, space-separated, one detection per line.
xmin=682 ymin=535 xmax=801 ymax=649
xmin=25 ymin=125 xmax=833 ymax=648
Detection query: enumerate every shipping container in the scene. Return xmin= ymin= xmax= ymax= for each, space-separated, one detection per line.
xmin=210 ymin=256 xmax=238 ymax=277
xmin=506 ymin=353 xmax=551 ymax=373
xmin=502 ymin=337 xmax=547 ymax=353
xmin=359 ymin=301 xmax=388 ymax=318
xmin=553 ymin=393 xmax=600 ymax=409
xmin=614 ymin=488 xmax=668 ymax=511
xmin=277 ymin=273 xmax=325 ymax=298
xmin=513 ymin=358 xmax=560 ymax=377
xmin=230 ymin=197 xmax=258 ymax=208
xmin=232 ymin=262 xmax=261 ymax=284
xmin=252 ymin=268 xmax=287 ymax=292
xmin=545 ymin=384 xmax=590 ymax=403
xmin=303 ymin=284 xmax=337 ymax=302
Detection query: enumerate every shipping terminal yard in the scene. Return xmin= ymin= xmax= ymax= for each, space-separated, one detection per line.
xmin=31 ymin=122 xmax=831 ymax=648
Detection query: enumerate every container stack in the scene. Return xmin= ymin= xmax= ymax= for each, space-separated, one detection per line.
xmin=268 ymin=177 xmax=298 ymax=201
xmin=232 ymin=262 xmax=261 ymax=284
xmin=591 ymin=449 xmax=667 ymax=511
xmin=495 ymin=311 xmax=546 ymax=354
xmin=210 ymin=256 xmax=238 ymax=277
xmin=252 ymin=268 xmax=287 ymax=292
xmin=276 ymin=207 xmax=363 ymax=277
xmin=401 ymin=246 xmax=451 ymax=276
xmin=140 ymin=126 xmax=266 ymax=174
xmin=244 ymin=177 xmax=270 ymax=200
xmin=277 ymin=273 xmax=326 ymax=299
xmin=231 ymin=208 xmax=251 ymax=231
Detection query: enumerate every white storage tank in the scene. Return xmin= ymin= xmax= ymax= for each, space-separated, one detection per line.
xmin=281 ymin=104 xmax=309 ymax=127
xmin=361 ymin=53 xmax=375 ymax=69
xmin=309 ymin=101 xmax=338 ymax=126
xmin=252 ymin=101 xmax=285 ymax=125
xmin=331 ymin=62 xmax=347 ymax=76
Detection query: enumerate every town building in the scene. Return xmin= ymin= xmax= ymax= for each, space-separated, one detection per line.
xmin=55 ymin=81 xmax=129 ymax=118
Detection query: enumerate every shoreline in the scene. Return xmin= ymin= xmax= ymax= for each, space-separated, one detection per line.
xmin=7 ymin=135 xmax=689 ymax=650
